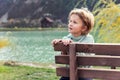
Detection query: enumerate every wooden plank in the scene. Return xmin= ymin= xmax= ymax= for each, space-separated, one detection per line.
xmin=54 ymin=43 xmax=120 ymax=55
xmin=76 ymin=43 xmax=120 ymax=55
xmin=56 ymin=67 xmax=69 ymax=77
xmin=56 ymin=67 xmax=120 ymax=80
xmin=55 ymin=55 xmax=69 ymax=64
xmin=53 ymin=42 xmax=69 ymax=52
xmin=77 ymin=55 xmax=120 ymax=67
xmin=69 ymin=44 xmax=78 ymax=80
xmin=78 ymin=68 xmax=120 ymax=80
xmin=55 ymin=55 xmax=120 ymax=67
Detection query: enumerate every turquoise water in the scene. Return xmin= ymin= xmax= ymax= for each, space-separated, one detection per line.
xmin=0 ymin=30 xmax=68 ymax=63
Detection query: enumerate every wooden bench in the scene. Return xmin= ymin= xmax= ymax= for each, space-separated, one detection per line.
xmin=53 ymin=42 xmax=120 ymax=80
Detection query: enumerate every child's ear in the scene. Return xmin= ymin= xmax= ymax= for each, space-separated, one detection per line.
xmin=82 ymin=26 xmax=87 ymax=32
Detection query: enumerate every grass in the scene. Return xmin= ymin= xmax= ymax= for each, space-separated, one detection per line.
xmin=0 ymin=62 xmax=59 ymax=80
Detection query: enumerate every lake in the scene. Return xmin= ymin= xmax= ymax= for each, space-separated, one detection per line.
xmin=0 ymin=29 xmax=68 ymax=63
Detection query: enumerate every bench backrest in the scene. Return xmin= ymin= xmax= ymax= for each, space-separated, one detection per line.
xmin=54 ymin=42 xmax=120 ymax=80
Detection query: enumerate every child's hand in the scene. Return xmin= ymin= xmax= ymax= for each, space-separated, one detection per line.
xmin=51 ymin=39 xmax=62 ymax=46
xmin=62 ymin=39 xmax=73 ymax=46
xmin=51 ymin=39 xmax=73 ymax=46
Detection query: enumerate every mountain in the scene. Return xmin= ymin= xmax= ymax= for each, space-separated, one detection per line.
xmin=0 ymin=0 xmax=120 ymax=28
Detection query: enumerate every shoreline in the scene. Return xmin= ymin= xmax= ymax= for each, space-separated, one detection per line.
xmin=1 ymin=60 xmax=57 ymax=69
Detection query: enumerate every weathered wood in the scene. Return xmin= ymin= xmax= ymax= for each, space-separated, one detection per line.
xmin=77 ymin=55 xmax=120 ymax=67
xmin=54 ymin=43 xmax=120 ymax=55
xmin=76 ymin=43 xmax=120 ymax=55
xmin=55 ymin=55 xmax=69 ymax=64
xmin=69 ymin=44 xmax=78 ymax=80
xmin=53 ymin=42 xmax=69 ymax=52
xmin=56 ymin=67 xmax=69 ymax=77
xmin=78 ymin=68 xmax=120 ymax=80
xmin=56 ymin=55 xmax=120 ymax=67
xmin=54 ymin=42 xmax=120 ymax=80
xmin=57 ymin=67 xmax=120 ymax=80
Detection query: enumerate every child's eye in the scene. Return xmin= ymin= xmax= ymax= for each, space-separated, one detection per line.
xmin=73 ymin=21 xmax=77 ymax=24
xmin=68 ymin=20 xmax=77 ymax=24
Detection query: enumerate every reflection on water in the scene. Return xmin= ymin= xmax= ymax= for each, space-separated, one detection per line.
xmin=0 ymin=30 xmax=67 ymax=63
xmin=0 ymin=38 xmax=9 ymax=48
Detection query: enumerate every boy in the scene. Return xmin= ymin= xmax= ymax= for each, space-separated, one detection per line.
xmin=52 ymin=7 xmax=94 ymax=80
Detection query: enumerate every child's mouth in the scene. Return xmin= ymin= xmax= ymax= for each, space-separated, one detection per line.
xmin=69 ymin=27 xmax=72 ymax=30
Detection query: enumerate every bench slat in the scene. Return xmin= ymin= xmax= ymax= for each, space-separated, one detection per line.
xmin=76 ymin=43 xmax=120 ymax=55
xmin=55 ymin=55 xmax=120 ymax=67
xmin=78 ymin=68 xmax=120 ymax=80
xmin=56 ymin=67 xmax=69 ymax=77
xmin=55 ymin=55 xmax=69 ymax=64
xmin=54 ymin=43 xmax=120 ymax=55
xmin=54 ymin=42 xmax=69 ymax=52
xmin=77 ymin=55 xmax=120 ymax=67
xmin=57 ymin=67 xmax=120 ymax=79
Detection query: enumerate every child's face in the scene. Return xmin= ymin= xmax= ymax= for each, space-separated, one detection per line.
xmin=68 ymin=14 xmax=85 ymax=37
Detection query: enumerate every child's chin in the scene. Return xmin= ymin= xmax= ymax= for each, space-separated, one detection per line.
xmin=68 ymin=29 xmax=72 ymax=32
xmin=68 ymin=30 xmax=71 ymax=33
xmin=69 ymin=31 xmax=73 ymax=34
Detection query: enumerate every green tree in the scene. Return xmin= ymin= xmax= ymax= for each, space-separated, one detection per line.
xmin=92 ymin=2 xmax=120 ymax=43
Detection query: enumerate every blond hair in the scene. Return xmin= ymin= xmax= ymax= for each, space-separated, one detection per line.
xmin=69 ymin=8 xmax=94 ymax=35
